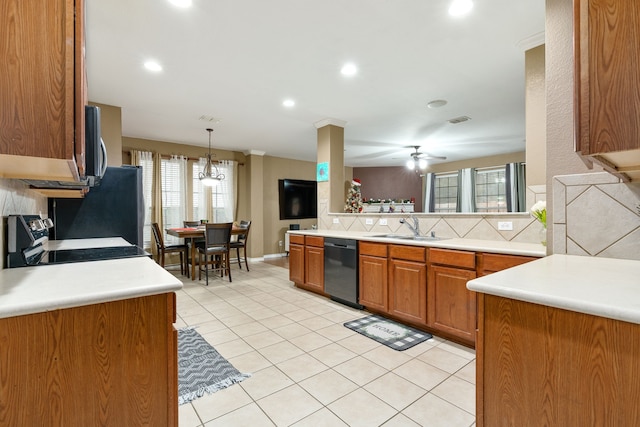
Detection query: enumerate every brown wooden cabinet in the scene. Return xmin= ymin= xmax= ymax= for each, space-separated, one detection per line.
xmin=304 ymin=236 xmax=324 ymax=293
xmin=427 ymin=248 xmax=477 ymax=344
xmin=288 ymin=234 xmax=305 ymax=285
xmin=358 ymin=242 xmax=388 ymax=312
xmin=0 ymin=0 xmax=87 ymax=182
xmin=0 ymin=293 xmax=178 ymax=426
xmin=477 ymin=292 xmax=640 ymax=427
xmin=574 ymin=0 xmax=640 ymax=181
xmin=477 ymin=252 xmax=538 ymax=277
xmin=388 ymin=245 xmax=427 ymax=325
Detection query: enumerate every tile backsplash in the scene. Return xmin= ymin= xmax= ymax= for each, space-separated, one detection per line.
xmin=553 ymin=172 xmax=640 ymax=260
xmin=0 ymin=179 xmax=47 ymax=268
xmin=318 ymin=185 xmax=547 ymax=244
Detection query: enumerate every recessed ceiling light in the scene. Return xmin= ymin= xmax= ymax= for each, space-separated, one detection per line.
xmin=449 ymin=0 xmax=473 ymax=17
xmin=282 ymin=99 xmax=295 ymax=108
xmin=341 ymin=63 xmax=358 ymax=77
xmin=168 ymin=0 xmax=192 ymax=7
xmin=427 ymin=99 xmax=448 ymax=109
xmin=144 ymin=61 xmax=162 ymax=72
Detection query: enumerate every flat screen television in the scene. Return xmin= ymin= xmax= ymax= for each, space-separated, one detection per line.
xmin=278 ymin=179 xmax=317 ymax=220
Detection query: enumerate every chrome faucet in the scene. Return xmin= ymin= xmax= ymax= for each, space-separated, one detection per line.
xmin=399 ymin=216 xmax=421 ymax=237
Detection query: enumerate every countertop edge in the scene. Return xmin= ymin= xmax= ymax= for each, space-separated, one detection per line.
xmin=287 ymin=229 xmax=546 ymax=257
xmin=467 ymin=254 xmax=640 ymax=325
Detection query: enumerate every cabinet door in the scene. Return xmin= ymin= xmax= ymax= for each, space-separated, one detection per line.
xmin=575 ymin=0 xmax=640 ymax=155
xmin=0 ymin=0 xmax=85 ymax=181
xmin=427 ymin=265 xmax=477 ymax=343
xmin=389 ymin=259 xmax=427 ymax=325
xmin=305 ymin=245 xmax=324 ymax=292
xmin=359 ymin=254 xmax=388 ymax=312
xmin=288 ymin=243 xmax=305 ymax=284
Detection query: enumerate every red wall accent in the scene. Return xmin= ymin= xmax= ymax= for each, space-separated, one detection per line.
xmin=352 ymin=166 xmax=423 ymax=212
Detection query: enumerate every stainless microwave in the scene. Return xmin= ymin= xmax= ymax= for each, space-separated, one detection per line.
xmin=84 ymin=105 xmax=108 ymax=186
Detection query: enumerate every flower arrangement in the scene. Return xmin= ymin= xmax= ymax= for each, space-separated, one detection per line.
xmin=530 ymin=201 xmax=546 ymax=228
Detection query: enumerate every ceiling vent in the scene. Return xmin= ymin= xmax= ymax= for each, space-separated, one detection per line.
xmin=448 ymin=115 xmax=471 ymax=124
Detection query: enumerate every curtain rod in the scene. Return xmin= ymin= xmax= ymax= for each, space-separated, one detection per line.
xmin=122 ymin=148 xmax=244 ymax=166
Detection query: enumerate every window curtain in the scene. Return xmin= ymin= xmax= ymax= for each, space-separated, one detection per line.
xmin=505 ymin=162 xmax=526 ymax=212
xmin=213 ymin=160 xmax=237 ymax=222
xmin=423 ymin=172 xmax=436 ymax=213
xmin=193 ymin=157 xmax=212 ymax=222
xmin=456 ymin=168 xmax=476 ymax=213
xmin=130 ymin=150 xmax=154 ymax=250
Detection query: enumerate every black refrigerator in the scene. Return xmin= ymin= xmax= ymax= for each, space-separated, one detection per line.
xmin=48 ymin=166 xmax=144 ymax=247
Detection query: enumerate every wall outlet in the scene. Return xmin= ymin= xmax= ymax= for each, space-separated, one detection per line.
xmin=379 ymin=218 xmax=388 ymax=226
xmin=333 ymin=218 xmax=340 ymax=224
xmin=278 ymin=240 xmax=283 ymax=247
xmin=365 ymin=218 xmax=373 ymax=225
xmin=498 ymin=221 xmax=513 ymax=231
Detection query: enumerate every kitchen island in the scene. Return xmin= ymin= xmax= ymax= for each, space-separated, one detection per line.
xmin=0 ymin=255 xmax=182 ymax=426
xmin=467 ymin=254 xmax=640 ymax=426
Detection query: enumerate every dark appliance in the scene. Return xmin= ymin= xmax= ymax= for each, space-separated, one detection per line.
xmin=324 ymin=237 xmax=362 ymax=309
xmin=48 ymin=166 xmax=144 ymax=247
xmin=22 ymin=105 xmax=107 ymax=189
xmin=6 ymin=214 xmax=148 ymax=268
xmin=278 ymin=179 xmax=317 ymax=220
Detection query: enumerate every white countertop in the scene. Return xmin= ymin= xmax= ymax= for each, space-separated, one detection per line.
xmin=467 ymin=254 xmax=640 ymax=324
xmin=288 ymin=229 xmax=546 ymax=257
xmin=0 ymin=256 xmax=182 ymax=319
xmin=45 ymin=237 xmax=133 ymax=251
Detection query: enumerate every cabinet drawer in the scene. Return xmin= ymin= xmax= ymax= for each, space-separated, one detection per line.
xmin=305 ymin=235 xmax=324 ymax=247
xmin=389 ymin=245 xmax=426 ymax=262
xmin=479 ymin=253 xmax=537 ymax=275
xmin=360 ymin=241 xmax=387 ymax=257
xmin=289 ymin=234 xmax=305 ymax=245
xmin=429 ymin=248 xmax=475 ymax=269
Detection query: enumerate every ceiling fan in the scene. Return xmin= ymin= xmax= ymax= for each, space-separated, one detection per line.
xmin=405 ymin=146 xmax=446 ymax=170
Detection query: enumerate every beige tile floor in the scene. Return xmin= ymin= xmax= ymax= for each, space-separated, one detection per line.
xmin=174 ymin=259 xmax=476 ymax=427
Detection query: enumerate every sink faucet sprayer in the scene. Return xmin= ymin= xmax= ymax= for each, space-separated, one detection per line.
xmin=399 ymin=216 xmax=421 ymax=237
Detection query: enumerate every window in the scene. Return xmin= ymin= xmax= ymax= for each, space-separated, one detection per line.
xmin=434 ymin=173 xmax=458 ymax=212
xmin=475 ymin=167 xmax=507 ymax=213
xmin=161 ymin=156 xmax=188 ymax=244
xmin=192 ymin=159 xmax=208 ymax=222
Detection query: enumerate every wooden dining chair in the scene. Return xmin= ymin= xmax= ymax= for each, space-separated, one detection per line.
xmin=151 ymin=223 xmax=187 ymax=275
xmin=230 ymin=220 xmax=251 ymax=271
xmin=197 ymin=222 xmax=233 ymax=285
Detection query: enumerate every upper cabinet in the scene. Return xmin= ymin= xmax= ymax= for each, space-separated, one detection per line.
xmin=0 ymin=0 xmax=86 ymax=182
xmin=574 ymin=0 xmax=640 ymax=181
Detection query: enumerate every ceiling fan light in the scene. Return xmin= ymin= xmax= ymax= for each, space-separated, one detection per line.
xmin=418 ymin=158 xmax=428 ymax=169
xmin=406 ymin=159 xmax=416 ymax=169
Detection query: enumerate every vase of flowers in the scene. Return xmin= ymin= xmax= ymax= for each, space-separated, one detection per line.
xmin=530 ymin=201 xmax=547 ymax=246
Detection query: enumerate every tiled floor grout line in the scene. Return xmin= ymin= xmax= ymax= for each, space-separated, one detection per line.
xmin=175 ymin=263 xmax=477 ymax=426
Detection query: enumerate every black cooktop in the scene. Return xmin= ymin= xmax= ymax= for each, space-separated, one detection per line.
xmin=39 ymin=246 xmax=150 ymax=265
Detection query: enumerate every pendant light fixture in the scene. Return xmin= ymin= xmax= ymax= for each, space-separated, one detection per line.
xmin=199 ymin=128 xmax=225 ymax=186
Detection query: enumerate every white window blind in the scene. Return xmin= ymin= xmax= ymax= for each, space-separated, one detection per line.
xmin=212 ymin=160 xmax=235 ymax=222
xmin=161 ymin=156 xmax=188 ymax=244
xmin=192 ymin=158 xmax=208 ymax=222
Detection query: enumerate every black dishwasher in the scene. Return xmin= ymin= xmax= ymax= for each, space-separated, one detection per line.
xmin=324 ymin=238 xmax=362 ymax=309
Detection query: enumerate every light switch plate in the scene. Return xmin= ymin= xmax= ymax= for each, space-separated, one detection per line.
xmin=379 ymin=218 xmax=388 ymax=226
xmin=498 ymin=221 xmax=513 ymax=231
xmin=333 ymin=218 xmax=340 ymax=224
xmin=365 ymin=218 xmax=373 ymax=225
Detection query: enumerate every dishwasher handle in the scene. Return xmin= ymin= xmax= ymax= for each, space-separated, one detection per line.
xmin=324 ymin=238 xmax=357 ymax=250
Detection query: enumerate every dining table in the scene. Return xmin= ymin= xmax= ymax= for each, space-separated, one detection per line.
xmin=166 ymin=225 xmax=243 ymax=280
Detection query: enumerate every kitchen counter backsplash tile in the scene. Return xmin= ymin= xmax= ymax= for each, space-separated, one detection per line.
xmin=553 ymin=172 xmax=640 ymax=260
xmin=0 ymin=179 xmax=47 ymax=269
